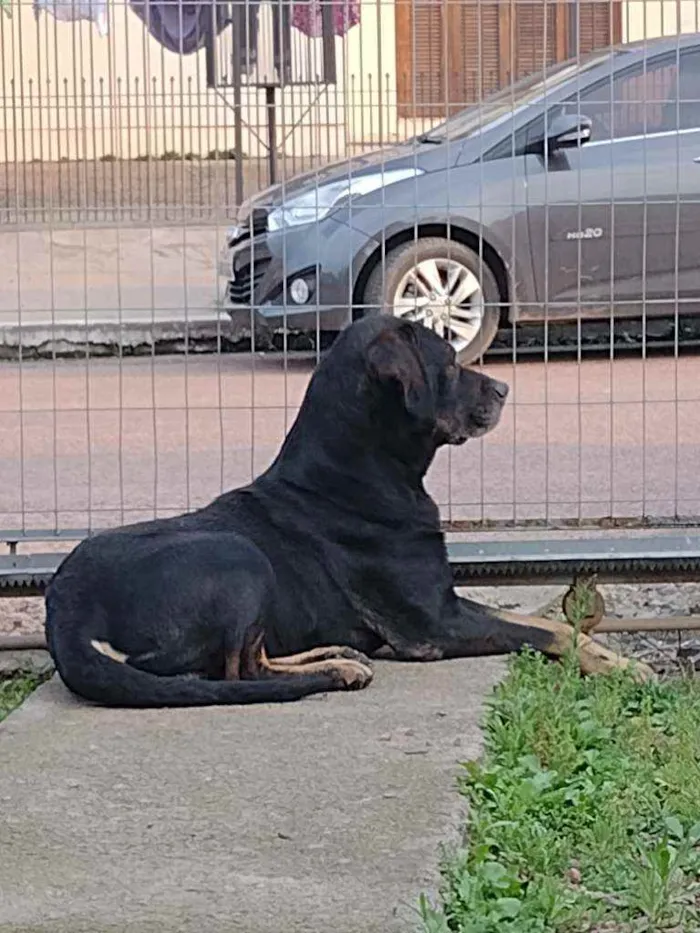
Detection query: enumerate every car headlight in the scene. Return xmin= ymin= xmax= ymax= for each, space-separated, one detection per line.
xmin=267 ymin=168 xmax=424 ymax=232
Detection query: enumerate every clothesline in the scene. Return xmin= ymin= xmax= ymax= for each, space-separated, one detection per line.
xmin=32 ymin=0 xmax=360 ymax=52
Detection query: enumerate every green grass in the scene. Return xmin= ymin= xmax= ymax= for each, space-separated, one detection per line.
xmin=0 ymin=673 xmax=45 ymax=724
xmin=421 ymin=648 xmax=700 ymax=932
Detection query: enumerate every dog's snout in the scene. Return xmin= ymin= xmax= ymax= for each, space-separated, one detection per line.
xmin=493 ymin=380 xmax=509 ymax=400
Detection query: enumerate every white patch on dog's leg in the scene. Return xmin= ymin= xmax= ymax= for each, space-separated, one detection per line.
xmin=90 ymin=639 xmax=129 ymax=664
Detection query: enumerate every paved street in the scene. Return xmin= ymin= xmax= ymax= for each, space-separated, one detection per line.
xmin=0 ymin=350 xmax=698 ymax=532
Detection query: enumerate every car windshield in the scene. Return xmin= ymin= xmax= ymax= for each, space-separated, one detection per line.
xmin=419 ymin=49 xmax=623 ymax=143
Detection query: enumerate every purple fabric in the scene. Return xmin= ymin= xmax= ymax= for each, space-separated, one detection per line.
xmin=291 ymin=0 xmax=360 ymax=38
xmin=129 ymin=0 xmax=231 ymax=55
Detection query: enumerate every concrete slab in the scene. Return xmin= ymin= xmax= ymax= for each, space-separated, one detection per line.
xmin=0 ymin=658 xmax=505 ymax=933
xmin=0 ymin=226 xmax=222 ymax=320
xmin=0 ymin=226 xmax=233 ymax=354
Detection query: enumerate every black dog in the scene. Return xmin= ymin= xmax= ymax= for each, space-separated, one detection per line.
xmin=45 ymin=316 xmax=649 ymax=707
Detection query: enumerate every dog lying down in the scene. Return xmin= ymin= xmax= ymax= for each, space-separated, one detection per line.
xmin=45 ymin=315 xmax=653 ymax=707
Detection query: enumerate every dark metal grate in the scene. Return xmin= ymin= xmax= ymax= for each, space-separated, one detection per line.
xmin=4 ymin=536 xmax=700 ymax=597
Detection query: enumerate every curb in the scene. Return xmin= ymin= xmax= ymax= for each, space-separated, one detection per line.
xmin=0 ymin=311 xmax=252 ymax=359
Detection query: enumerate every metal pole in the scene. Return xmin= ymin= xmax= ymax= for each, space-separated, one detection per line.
xmin=232 ymin=2 xmax=245 ymax=204
xmin=265 ymin=84 xmax=278 ymax=184
xmin=568 ymin=0 xmax=580 ymax=58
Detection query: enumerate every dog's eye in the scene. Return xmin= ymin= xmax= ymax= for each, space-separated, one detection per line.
xmin=438 ymin=363 xmax=458 ymax=396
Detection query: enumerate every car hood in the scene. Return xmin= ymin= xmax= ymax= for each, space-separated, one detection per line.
xmin=237 ymin=140 xmax=461 ymax=217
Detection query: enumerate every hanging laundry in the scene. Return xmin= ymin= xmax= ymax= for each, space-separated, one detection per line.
xmin=33 ymin=0 xmax=108 ymax=36
xmin=128 ymin=0 xmax=230 ymax=56
xmin=291 ymin=0 xmax=360 ymax=39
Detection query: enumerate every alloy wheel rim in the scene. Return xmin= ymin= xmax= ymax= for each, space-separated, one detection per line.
xmin=391 ymin=257 xmax=484 ymax=353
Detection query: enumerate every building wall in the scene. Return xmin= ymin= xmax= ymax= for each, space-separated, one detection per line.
xmin=623 ymin=0 xmax=700 ymax=41
xmin=0 ymin=0 xmax=401 ymax=163
xmin=2 ymin=0 xmax=698 ymax=166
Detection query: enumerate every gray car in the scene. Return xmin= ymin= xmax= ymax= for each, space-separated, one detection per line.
xmin=219 ymin=34 xmax=700 ymax=362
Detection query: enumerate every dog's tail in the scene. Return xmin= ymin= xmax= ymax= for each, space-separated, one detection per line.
xmin=48 ymin=630 xmax=338 ymax=709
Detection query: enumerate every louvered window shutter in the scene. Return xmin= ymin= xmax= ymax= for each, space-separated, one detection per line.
xmin=396 ymin=0 xmax=622 ymax=119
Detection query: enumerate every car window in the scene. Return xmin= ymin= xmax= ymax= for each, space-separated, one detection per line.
xmin=563 ymin=49 xmax=700 ymax=141
xmin=416 ymin=49 xmax=619 ymax=143
xmin=481 ymin=46 xmax=700 ymax=161
xmin=669 ymin=49 xmax=700 ymax=130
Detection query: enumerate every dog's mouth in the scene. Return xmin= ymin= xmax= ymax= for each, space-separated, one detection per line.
xmin=465 ymin=410 xmax=503 ymax=440
xmin=451 ymin=423 xmax=489 ymax=444
xmin=464 ymin=426 xmax=489 ymax=441
xmin=437 ymin=404 xmax=504 ymax=445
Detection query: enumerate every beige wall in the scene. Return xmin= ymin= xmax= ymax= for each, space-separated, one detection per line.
xmin=0 ymin=0 xmax=402 ymax=163
xmin=7 ymin=0 xmax=695 ymax=168
xmin=623 ymin=0 xmax=700 ymax=41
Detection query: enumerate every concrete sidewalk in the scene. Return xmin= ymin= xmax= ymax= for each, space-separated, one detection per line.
xmin=0 ymin=226 xmax=229 ymax=353
xmin=0 ymin=659 xmax=504 ymax=933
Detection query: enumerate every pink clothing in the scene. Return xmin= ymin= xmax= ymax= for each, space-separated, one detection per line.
xmin=291 ymin=0 xmax=361 ymax=38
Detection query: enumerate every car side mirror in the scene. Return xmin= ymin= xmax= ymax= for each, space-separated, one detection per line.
xmin=546 ymin=113 xmax=593 ymax=150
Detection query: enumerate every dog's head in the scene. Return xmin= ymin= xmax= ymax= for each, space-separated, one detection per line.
xmin=362 ymin=316 xmax=508 ymax=449
xmin=272 ymin=315 xmax=509 ymax=485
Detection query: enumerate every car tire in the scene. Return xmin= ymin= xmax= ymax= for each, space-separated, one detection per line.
xmin=360 ymin=237 xmax=502 ymax=364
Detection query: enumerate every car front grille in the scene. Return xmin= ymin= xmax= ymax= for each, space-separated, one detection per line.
xmin=228 ymin=257 xmax=272 ymax=305
xmin=250 ymin=209 xmax=268 ymax=236
xmin=230 ymin=209 xmax=268 ymax=245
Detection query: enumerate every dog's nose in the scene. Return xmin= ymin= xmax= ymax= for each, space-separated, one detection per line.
xmin=493 ymin=380 xmax=509 ymax=400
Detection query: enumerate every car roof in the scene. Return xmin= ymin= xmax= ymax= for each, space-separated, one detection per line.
xmin=560 ymin=33 xmax=700 ymax=94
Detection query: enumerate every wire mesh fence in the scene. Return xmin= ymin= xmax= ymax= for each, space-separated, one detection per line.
xmin=1 ymin=0 xmax=700 ymax=535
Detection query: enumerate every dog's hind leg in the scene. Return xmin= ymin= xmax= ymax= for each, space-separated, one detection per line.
xmin=236 ymin=633 xmax=374 ymax=690
xmin=262 ymin=645 xmax=372 ymax=668
xmin=264 ymin=655 xmax=373 ymax=685
xmin=56 ymin=631 xmax=373 ymax=708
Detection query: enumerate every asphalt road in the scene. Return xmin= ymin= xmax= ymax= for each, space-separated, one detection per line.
xmin=0 ymin=351 xmax=698 ymax=532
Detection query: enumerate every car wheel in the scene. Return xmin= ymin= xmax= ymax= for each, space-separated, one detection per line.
xmin=361 ymin=237 xmax=502 ymax=364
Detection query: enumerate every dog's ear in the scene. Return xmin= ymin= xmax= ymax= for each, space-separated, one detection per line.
xmin=366 ymin=322 xmax=434 ymax=425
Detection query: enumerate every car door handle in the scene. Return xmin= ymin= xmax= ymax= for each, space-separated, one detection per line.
xmin=694 ymin=156 xmax=700 ymax=163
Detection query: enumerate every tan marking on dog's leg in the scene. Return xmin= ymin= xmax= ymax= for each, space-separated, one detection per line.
xmin=493 ymin=608 xmax=655 ymax=682
xmin=90 ymin=639 xmax=129 ymax=664
xmin=260 ymin=651 xmax=373 ymax=687
xmin=225 ymin=650 xmax=241 ymax=681
xmin=239 ymin=631 xmax=267 ymax=680
xmin=268 ymin=658 xmax=374 ymax=689
xmin=265 ymin=645 xmax=371 ymax=667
